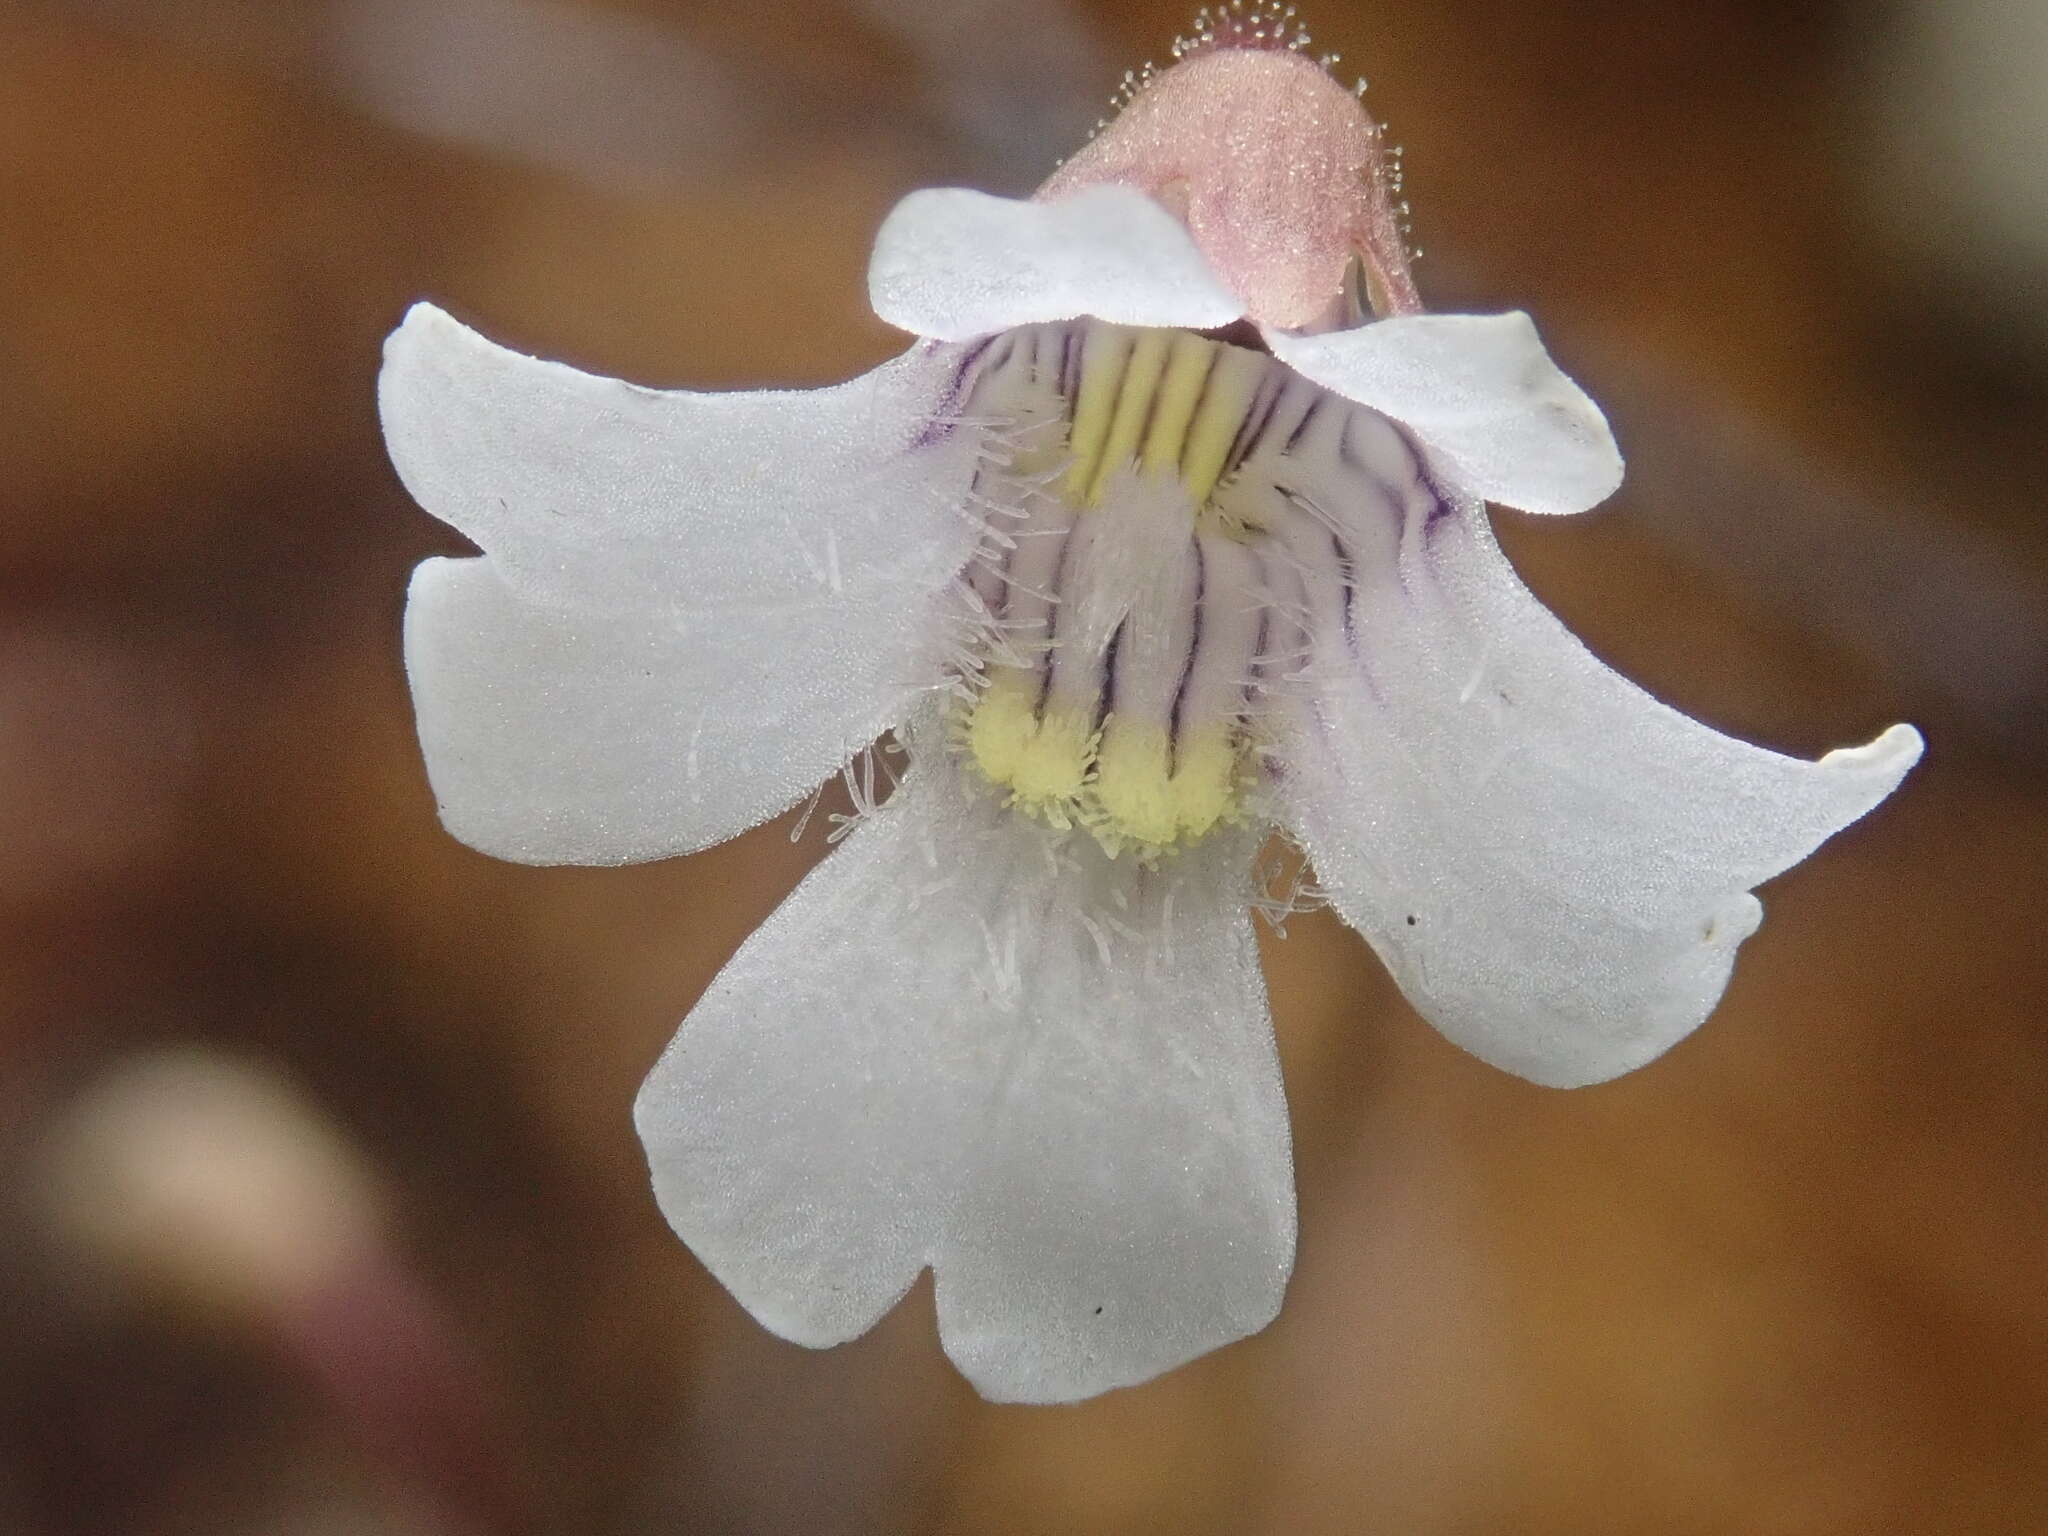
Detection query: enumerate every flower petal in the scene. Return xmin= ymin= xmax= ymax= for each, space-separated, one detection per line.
xmin=380 ymin=303 xmax=981 ymax=609
xmin=1269 ymin=492 xmax=1921 ymax=1089
xmin=868 ymin=185 xmax=1246 ymax=343
xmin=404 ymin=557 xmax=950 ymax=863
xmin=634 ymin=741 xmax=1295 ymax=1402
xmin=1265 ymin=312 xmax=1624 ymax=515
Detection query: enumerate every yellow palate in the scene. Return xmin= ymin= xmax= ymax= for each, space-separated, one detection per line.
xmin=965 ymin=320 xmax=1274 ymax=859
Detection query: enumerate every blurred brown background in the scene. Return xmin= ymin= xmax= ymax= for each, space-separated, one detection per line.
xmin=2 ymin=0 xmax=2045 ymax=1531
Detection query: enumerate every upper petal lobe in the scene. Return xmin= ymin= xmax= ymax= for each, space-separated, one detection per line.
xmin=1266 ymin=312 xmax=1624 ymax=516
xmin=868 ymin=185 xmax=1245 ymax=343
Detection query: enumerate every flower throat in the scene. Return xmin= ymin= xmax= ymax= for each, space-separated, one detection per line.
xmin=955 ymin=319 xmax=1334 ymax=859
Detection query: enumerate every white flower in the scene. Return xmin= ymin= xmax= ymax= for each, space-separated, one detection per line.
xmin=380 ymin=36 xmax=1921 ymax=1404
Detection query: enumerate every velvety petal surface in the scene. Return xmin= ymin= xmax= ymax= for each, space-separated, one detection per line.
xmin=633 ymin=737 xmax=1295 ymax=1402
xmin=868 ymin=185 xmax=1246 ymax=343
xmin=405 ymin=558 xmax=954 ymax=863
xmin=1266 ymin=480 xmax=1920 ymax=1088
xmin=381 ymin=303 xmax=981 ymax=610
xmin=1266 ymin=312 xmax=1624 ymax=515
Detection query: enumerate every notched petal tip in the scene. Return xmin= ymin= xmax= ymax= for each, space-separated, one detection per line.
xmin=633 ymin=759 xmax=1295 ymax=1404
xmin=939 ymin=1271 xmax=1288 ymax=1405
xmin=385 ymin=298 xmax=462 ymax=358
xmin=1824 ymin=722 xmax=1925 ymax=780
xmin=1504 ymin=888 xmax=1764 ymax=1091
xmin=379 ymin=301 xmax=514 ymax=424
xmin=377 ymin=301 xmax=549 ymax=541
xmin=868 ymin=184 xmax=1245 ymax=342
